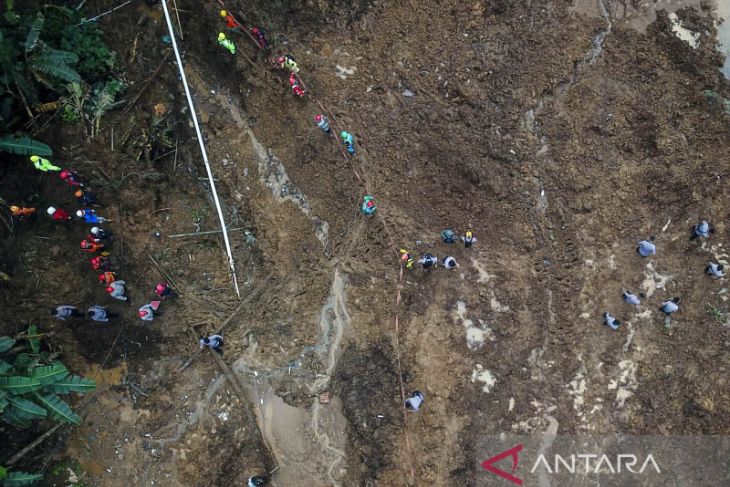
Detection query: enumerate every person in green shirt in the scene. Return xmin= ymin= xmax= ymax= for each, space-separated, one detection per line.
xmin=29 ymin=155 xmax=61 ymax=172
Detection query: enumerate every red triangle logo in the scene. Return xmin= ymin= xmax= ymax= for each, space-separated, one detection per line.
xmin=481 ymin=444 xmax=524 ymax=485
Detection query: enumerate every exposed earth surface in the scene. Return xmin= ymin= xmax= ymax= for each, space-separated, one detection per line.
xmin=1 ymin=0 xmax=730 ymax=486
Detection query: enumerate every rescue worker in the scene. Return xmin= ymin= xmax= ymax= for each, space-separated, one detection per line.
xmin=706 ymin=262 xmax=725 ymax=278
xmin=441 ymin=229 xmax=457 ymax=244
xmin=660 ymin=297 xmax=680 ymax=315
xmin=691 ymin=220 xmax=714 ymax=240
xmin=75 ymin=189 xmax=96 ymax=206
xmin=250 ymin=26 xmax=268 ymax=49
xmin=314 ymin=114 xmax=331 ymax=134
xmin=98 ymin=272 xmax=117 ymax=286
xmin=442 ymin=256 xmax=459 ymax=269
xmin=405 ymin=391 xmax=424 ymax=412
xmin=220 ymin=10 xmax=240 ymax=30
xmin=276 ymin=54 xmax=299 ymax=73
xmin=138 ymin=303 xmax=155 ymax=321
xmin=248 ymin=476 xmax=268 ymax=487
xmin=51 ymin=305 xmax=84 ymax=321
xmin=360 ymin=195 xmax=377 ymax=216
xmin=418 ymin=253 xmax=438 ymax=270
xmin=155 ymin=282 xmax=176 ymax=299
xmin=106 ymin=280 xmax=127 ymax=301
xmin=218 ymin=32 xmax=236 ymax=55
xmin=59 ymin=169 xmax=83 ymax=187
xmin=90 ymin=226 xmax=111 ymax=241
xmin=10 ymin=206 xmax=36 ymax=219
xmin=340 ymin=131 xmax=355 ymax=155
xmin=636 ymin=236 xmax=656 ymax=257
xmin=461 ymin=229 xmax=477 ymax=248
xmin=47 ymin=206 xmax=72 ymax=222
xmin=88 ymin=305 xmax=115 ymax=322
xmin=76 ymin=209 xmax=109 ymax=224
xmin=30 ymin=155 xmax=61 ymax=172
xmin=622 ymin=290 xmax=644 ymax=305
xmin=400 ymin=249 xmax=414 ymax=270
xmin=289 ymin=72 xmax=305 ymax=97
xmin=90 ymin=255 xmax=111 ymax=271
xmin=199 ymin=334 xmax=224 ymax=354
xmin=603 ymin=311 xmax=621 ymax=331
xmin=80 ymin=239 xmax=104 ymax=253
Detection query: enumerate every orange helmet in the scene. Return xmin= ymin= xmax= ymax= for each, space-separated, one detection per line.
xmin=74 ymin=190 xmax=83 ymax=198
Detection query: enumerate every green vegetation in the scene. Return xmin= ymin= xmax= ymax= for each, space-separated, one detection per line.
xmin=0 ymin=326 xmax=96 ymax=428
xmin=0 ymin=3 xmax=121 ymax=137
xmin=0 ymin=135 xmax=51 ymax=156
xmin=0 ymin=465 xmax=43 ymax=486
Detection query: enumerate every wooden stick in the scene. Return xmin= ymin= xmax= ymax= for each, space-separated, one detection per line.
xmin=123 ymin=52 xmax=173 ymax=115
xmin=5 ymin=424 xmax=63 ymax=466
xmin=168 ymin=227 xmax=244 ymax=238
xmin=172 ymin=0 xmax=184 ymax=40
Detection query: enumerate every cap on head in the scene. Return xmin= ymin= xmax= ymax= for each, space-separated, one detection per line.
xmin=47 ymin=206 xmax=56 ymax=215
xmin=315 ymin=114 xmax=322 ymax=122
xmin=340 ymin=131 xmax=348 ymax=139
xmin=76 ymin=210 xmax=84 ymax=217
xmin=74 ymin=190 xmax=83 ymax=197
xmin=60 ymin=170 xmax=69 ymax=178
xmin=30 ymin=155 xmax=39 ymax=162
xmin=218 ymin=32 xmax=226 ymax=41
xmin=98 ymin=274 xmax=106 ymax=282
xmin=105 ymin=286 xmax=113 ymax=293
xmin=220 ymin=10 xmax=227 ymax=17
xmin=277 ymin=56 xmax=285 ymax=63
xmin=203 ymin=337 xmax=211 ymax=344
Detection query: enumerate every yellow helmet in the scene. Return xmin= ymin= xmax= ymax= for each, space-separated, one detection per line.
xmin=218 ymin=33 xmax=226 ymax=41
xmin=10 ymin=206 xmax=19 ymax=212
xmin=466 ymin=230 xmax=473 ymax=239
xmin=220 ymin=10 xmax=227 ymax=17
xmin=30 ymin=155 xmax=39 ymax=162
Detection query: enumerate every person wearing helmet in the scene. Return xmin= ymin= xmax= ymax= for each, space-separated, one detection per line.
xmin=441 ymin=228 xmax=457 ymax=244
xmin=276 ymin=54 xmax=299 ymax=73
xmin=47 ymin=206 xmax=72 ymax=222
xmin=400 ymin=249 xmax=415 ymax=270
xmin=199 ymin=334 xmax=224 ymax=354
xmin=30 ymin=155 xmax=61 ymax=172
xmin=218 ymin=32 xmax=236 ymax=55
xmin=461 ymin=229 xmax=477 ymax=248
xmin=418 ymin=253 xmax=438 ymax=270
xmin=90 ymin=226 xmax=111 ymax=240
xmin=99 ymin=271 xmax=117 ymax=286
xmin=106 ymin=280 xmax=128 ymax=301
xmin=76 ymin=209 xmax=109 ymax=224
xmin=80 ymin=239 xmax=105 ymax=253
xmin=442 ymin=256 xmax=459 ymax=269
xmin=138 ymin=303 xmax=156 ymax=321
xmin=10 ymin=206 xmax=36 ymax=219
xmin=59 ymin=169 xmax=83 ymax=187
xmin=250 ymin=26 xmax=268 ymax=48
xmin=340 ymin=131 xmax=355 ymax=155
xmin=361 ymin=195 xmax=376 ymax=216
xmin=219 ymin=9 xmax=240 ymax=30
xmin=289 ymin=73 xmax=305 ymax=97
xmin=74 ymin=189 xmax=96 ymax=206
xmin=247 ymin=475 xmax=268 ymax=487
xmin=314 ymin=114 xmax=331 ymax=134
xmin=155 ymin=282 xmax=176 ymax=299
xmin=90 ymin=255 xmax=111 ymax=271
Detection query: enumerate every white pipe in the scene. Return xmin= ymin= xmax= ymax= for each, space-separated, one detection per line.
xmin=160 ymin=0 xmax=241 ymax=299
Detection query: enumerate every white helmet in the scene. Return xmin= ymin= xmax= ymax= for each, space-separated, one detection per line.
xmin=46 ymin=206 xmax=56 ymax=215
xmin=91 ymin=226 xmax=100 ymax=234
xmin=76 ymin=210 xmax=84 ymax=217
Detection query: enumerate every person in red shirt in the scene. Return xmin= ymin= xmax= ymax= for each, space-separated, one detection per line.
xmin=219 ymin=10 xmax=240 ymax=30
xmin=46 ymin=206 xmax=72 ymax=222
xmin=90 ymin=256 xmax=111 ymax=271
xmin=80 ymin=240 xmax=105 ymax=253
xmin=98 ymin=272 xmax=117 ymax=286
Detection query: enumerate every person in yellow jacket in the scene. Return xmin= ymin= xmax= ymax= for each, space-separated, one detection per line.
xmin=218 ymin=33 xmax=236 ymax=55
xmin=29 ymin=155 xmax=61 ymax=172
xmin=276 ymin=54 xmax=299 ymax=73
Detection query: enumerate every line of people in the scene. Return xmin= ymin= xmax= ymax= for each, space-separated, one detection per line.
xmin=12 ymin=154 xmax=176 ymax=324
xmin=603 ymin=220 xmax=723 ymax=330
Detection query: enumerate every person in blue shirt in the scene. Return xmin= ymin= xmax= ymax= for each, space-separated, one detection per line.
xmin=603 ymin=312 xmax=621 ymax=330
xmin=636 ymin=236 xmax=656 ymax=257
xmin=660 ymin=297 xmax=680 ymax=315
xmin=622 ymin=290 xmax=644 ymax=305
xmin=706 ymin=262 xmax=725 ymax=278
xmin=690 ymin=220 xmax=714 ymax=240
xmin=340 ymin=131 xmax=355 ymax=155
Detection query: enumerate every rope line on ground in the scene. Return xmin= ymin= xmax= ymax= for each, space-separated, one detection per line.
xmin=161 ymin=0 xmax=241 ymax=299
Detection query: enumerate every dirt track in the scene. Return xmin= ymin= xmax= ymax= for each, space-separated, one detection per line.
xmin=1 ymin=0 xmax=730 ymax=486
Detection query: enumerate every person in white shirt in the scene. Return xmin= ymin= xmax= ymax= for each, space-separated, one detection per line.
xmin=199 ymin=334 xmax=224 ymax=354
xmin=51 ymin=305 xmax=84 ymax=321
xmin=706 ymin=262 xmax=725 ymax=278
xmin=660 ymin=297 xmax=680 ymax=315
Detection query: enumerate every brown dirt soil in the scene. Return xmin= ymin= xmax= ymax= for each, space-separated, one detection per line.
xmin=2 ymin=0 xmax=730 ymax=486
